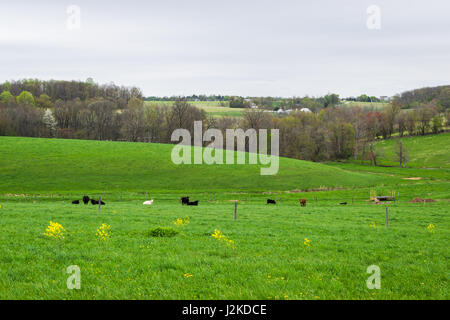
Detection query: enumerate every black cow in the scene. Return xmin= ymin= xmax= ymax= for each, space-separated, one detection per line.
xmin=72 ymin=200 xmax=80 ymax=204
xmin=339 ymin=202 xmax=347 ymax=205
xmin=187 ymin=200 xmax=198 ymax=206
xmin=82 ymin=195 xmax=90 ymax=204
xmin=181 ymin=196 xmax=189 ymax=205
xmin=91 ymin=199 xmax=105 ymax=205
xmin=267 ymin=199 xmax=276 ymax=204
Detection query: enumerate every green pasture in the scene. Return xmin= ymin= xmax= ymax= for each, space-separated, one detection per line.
xmin=0 ymin=135 xmax=448 ymax=299
xmin=144 ymin=101 xmax=245 ymax=118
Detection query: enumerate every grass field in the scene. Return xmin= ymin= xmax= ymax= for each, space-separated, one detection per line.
xmin=373 ymin=133 xmax=450 ymax=168
xmin=329 ymin=133 xmax=450 ymax=181
xmin=145 ymin=101 xmax=246 ymax=118
xmin=0 ymin=136 xmax=399 ymax=194
xmin=340 ymin=101 xmax=390 ymax=110
xmin=0 ymin=136 xmax=448 ymax=299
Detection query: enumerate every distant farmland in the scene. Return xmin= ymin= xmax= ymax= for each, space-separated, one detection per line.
xmin=145 ymin=101 xmax=246 ymax=118
xmin=339 ymin=101 xmax=390 ymax=110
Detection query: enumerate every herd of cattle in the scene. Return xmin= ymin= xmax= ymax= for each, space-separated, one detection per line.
xmin=267 ymin=198 xmax=307 ymax=206
xmin=179 ymin=197 xmax=308 ymax=206
xmin=71 ymin=195 xmax=311 ymax=206
xmin=71 ymin=196 xmax=341 ymax=207
xmin=72 ymin=195 xmax=105 ymax=205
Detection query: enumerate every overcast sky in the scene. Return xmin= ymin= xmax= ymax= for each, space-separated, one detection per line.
xmin=0 ymin=0 xmax=449 ymax=97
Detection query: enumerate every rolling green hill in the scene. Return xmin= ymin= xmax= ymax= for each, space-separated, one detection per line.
xmin=327 ymin=133 xmax=450 ymax=181
xmin=0 ymin=136 xmax=397 ymax=194
xmin=373 ymin=133 xmax=450 ymax=168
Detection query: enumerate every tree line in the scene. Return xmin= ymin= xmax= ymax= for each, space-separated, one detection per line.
xmin=0 ymin=79 xmax=143 ymax=109
xmin=0 ymin=81 xmax=449 ymax=165
xmin=392 ymin=85 xmax=450 ymax=110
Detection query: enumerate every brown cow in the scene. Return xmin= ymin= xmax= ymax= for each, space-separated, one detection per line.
xmin=300 ymin=199 xmax=306 ymax=207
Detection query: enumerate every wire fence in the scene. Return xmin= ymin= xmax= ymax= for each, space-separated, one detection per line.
xmin=0 ymin=191 xmax=441 ymax=207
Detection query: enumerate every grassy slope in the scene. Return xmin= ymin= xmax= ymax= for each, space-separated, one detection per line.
xmin=0 ymin=136 xmax=399 ymax=194
xmin=373 ymin=133 xmax=450 ymax=168
xmin=329 ymin=133 xmax=450 ymax=181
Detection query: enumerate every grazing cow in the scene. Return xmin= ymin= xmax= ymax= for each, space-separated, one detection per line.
xmin=91 ymin=199 xmax=105 ymax=205
xmin=339 ymin=202 xmax=347 ymax=205
xmin=267 ymin=199 xmax=276 ymax=204
xmin=181 ymin=197 xmax=189 ymax=205
xmin=72 ymin=200 xmax=80 ymax=204
xmin=143 ymin=200 xmax=154 ymax=205
xmin=187 ymin=200 xmax=198 ymax=206
xmin=82 ymin=195 xmax=90 ymax=205
xmin=300 ymin=199 xmax=306 ymax=207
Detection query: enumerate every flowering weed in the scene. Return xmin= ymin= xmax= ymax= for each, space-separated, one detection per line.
xmin=212 ymin=229 xmax=235 ymax=249
xmin=44 ymin=221 xmax=65 ymax=240
xmin=96 ymin=223 xmax=111 ymax=241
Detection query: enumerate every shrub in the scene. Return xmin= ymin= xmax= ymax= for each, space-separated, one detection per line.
xmin=147 ymin=227 xmax=178 ymax=238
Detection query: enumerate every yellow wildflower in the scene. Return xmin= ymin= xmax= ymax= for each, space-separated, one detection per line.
xmin=303 ymin=238 xmax=311 ymax=246
xmin=44 ymin=221 xmax=65 ymax=240
xmin=174 ymin=216 xmax=190 ymax=226
xmin=96 ymin=223 xmax=111 ymax=241
xmin=212 ymin=229 xmax=235 ymax=249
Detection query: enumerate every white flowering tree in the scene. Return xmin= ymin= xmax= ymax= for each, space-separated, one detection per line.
xmin=43 ymin=108 xmax=57 ymax=137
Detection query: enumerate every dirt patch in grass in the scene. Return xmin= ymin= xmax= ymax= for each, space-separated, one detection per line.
xmin=409 ymin=197 xmax=437 ymax=203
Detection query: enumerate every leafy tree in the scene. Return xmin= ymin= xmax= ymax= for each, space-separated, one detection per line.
xmin=16 ymin=91 xmax=35 ymax=105
xmin=0 ymin=91 xmax=14 ymax=104
xmin=36 ymin=94 xmax=53 ymax=109
xmin=323 ymin=94 xmax=340 ymax=107
xmin=416 ymin=103 xmax=436 ymax=135
xmin=431 ymin=115 xmax=443 ymax=134
xmin=357 ymin=94 xmax=370 ymax=102
xmin=229 ymin=96 xmax=248 ymax=108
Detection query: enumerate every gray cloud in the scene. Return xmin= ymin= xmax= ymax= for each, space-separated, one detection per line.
xmin=0 ymin=0 xmax=449 ymax=97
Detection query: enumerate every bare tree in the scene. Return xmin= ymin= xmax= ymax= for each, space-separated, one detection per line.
xmin=394 ymin=138 xmax=409 ymax=167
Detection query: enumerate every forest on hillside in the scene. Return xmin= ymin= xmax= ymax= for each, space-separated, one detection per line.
xmin=0 ymin=80 xmax=449 ymax=163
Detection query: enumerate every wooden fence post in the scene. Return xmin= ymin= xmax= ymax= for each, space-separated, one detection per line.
xmin=234 ymin=201 xmax=237 ymax=221
xmin=385 ymin=206 xmax=389 ymax=229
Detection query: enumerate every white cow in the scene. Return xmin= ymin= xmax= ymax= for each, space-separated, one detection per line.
xmin=143 ymin=200 xmax=153 ymax=205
